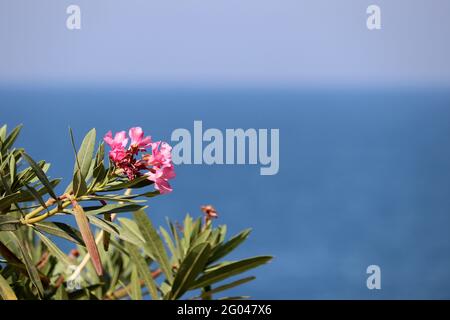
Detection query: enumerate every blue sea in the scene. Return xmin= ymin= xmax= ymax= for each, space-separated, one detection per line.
xmin=1 ymin=86 xmax=450 ymax=299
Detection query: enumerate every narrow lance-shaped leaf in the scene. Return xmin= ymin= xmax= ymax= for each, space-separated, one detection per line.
xmin=18 ymin=179 xmax=61 ymax=203
xmin=0 ymin=170 xmax=11 ymax=194
xmin=2 ymin=124 xmax=23 ymax=152
xmin=191 ymin=256 xmax=272 ymax=290
xmin=160 ymin=226 xmax=180 ymax=263
xmin=9 ymin=155 xmax=16 ymax=185
xmin=130 ymin=266 xmax=143 ymax=300
xmin=66 ymin=128 xmax=96 ymax=194
xmin=90 ymin=216 xmax=143 ymax=245
xmin=168 ymin=218 xmax=184 ymax=261
xmin=0 ymin=124 xmax=7 ymax=142
xmin=169 ymin=243 xmax=212 ymax=300
xmin=117 ymin=217 xmax=146 ymax=245
xmin=73 ymin=128 xmax=96 ymax=179
xmin=209 ymin=229 xmax=252 ymax=263
xmin=107 ymin=259 xmax=123 ymax=294
xmin=77 ymin=203 xmax=144 ymax=216
xmin=103 ymin=213 xmax=111 ymax=252
xmin=102 ymin=175 xmax=150 ymax=192
xmin=125 ymin=241 xmax=159 ymax=300
xmin=22 ymin=152 xmax=58 ymax=201
xmin=0 ymin=193 xmax=21 ymax=211
xmin=8 ymin=231 xmax=45 ymax=298
xmin=72 ymin=201 xmax=103 ymax=276
xmin=133 ymin=210 xmax=173 ymax=283
xmin=34 ymin=221 xmax=85 ymax=246
xmin=29 ymin=162 xmax=51 ymax=183
xmin=73 ymin=169 xmax=88 ymax=197
xmin=34 ymin=228 xmax=72 ymax=268
xmin=24 ymin=184 xmax=50 ymax=214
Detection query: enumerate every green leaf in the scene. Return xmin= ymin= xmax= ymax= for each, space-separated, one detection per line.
xmin=22 ymin=152 xmax=58 ymax=201
xmin=72 ymin=202 xmax=103 ymax=276
xmin=0 ymin=171 xmax=11 ymax=194
xmin=197 ymin=276 xmax=255 ymax=299
xmin=73 ymin=169 xmax=88 ymax=197
xmin=79 ymin=195 xmax=146 ymax=203
xmin=191 ymin=227 xmax=213 ymax=249
xmin=34 ymin=229 xmax=72 ymax=268
xmin=29 ymin=162 xmax=51 ymax=183
xmin=0 ymin=124 xmax=7 ymax=142
xmin=9 ymin=155 xmax=16 ymax=185
xmin=0 ymin=216 xmax=20 ymax=231
xmin=81 ymin=203 xmax=144 ymax=216
xmin=117 ymin=218 xmax=145 ymax=244
xmin=191 ymin=256 xmax=272 ymax=290
xmin=0 ymin=273 xmax=17 ymax=300
xmin=0 ymin=193 xmax=21 ymax=211
xmin=17 ymin=179 xmax=61 ymax=203
xmin=90 ymin=143 xmax=106 ymax=189
xmin=218 ymin=225 xmax=227 ymax=243
xmin=103 ymin=175 xmax=151 ymax=192
xmin=24 ymin=184 xmax=50 ymax=214
xmin=73 ymin=128 xmax=96 ymax=179
xmin=130 ymin=266 xmax=143 ymax=300
xmin=183 ymin=214 xmax=193 ymax=249
xmin=168 ymin=219 xmax=184 ymax=261
xmin=8 ymin=231 xmax=45 ymax=298
xmin=107 ymin=258 xmax=123 ymax=294
xmin=34 ymin=222 xmax=84 ymax=246
xmin=2 ymin=124 xmax=22 ymax=152
xmin=191 ymin=218 xmax=203 ymax=240
xmin=169 ymin=243 xmax=212 ymax=300
xmin=103 ymin=213 xmax=111 ymax=252
xmin=133 ymin=210 xmax=173 ymax=283
xmin=160 ymin=226 xmax=180 ymax=263
xmin=94 ymin=142 xmax=105 ymax=167
xmin=87 ymin=216 xmax=141 ymax=246
xmin=125 ymin=241 xmax=159 ymax=300
xmin=209 ymin=229 xmax=252 ymax=263
xmin=66 ymin=128 xmax=96 ymax=195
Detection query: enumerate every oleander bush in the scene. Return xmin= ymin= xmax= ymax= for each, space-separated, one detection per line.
xmin=0 ymin=124 xmax=272 ymax=300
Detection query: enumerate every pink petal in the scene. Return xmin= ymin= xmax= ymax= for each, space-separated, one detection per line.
xmin=114 ymin=131 xmax=128 ymax=147
xmin=155 ymin=178 xmax=173 ymax=194
xmin=129 ymin=127 xmax=144 ymax=144
xmin=103 ymin=131 xmax=114 ymax=146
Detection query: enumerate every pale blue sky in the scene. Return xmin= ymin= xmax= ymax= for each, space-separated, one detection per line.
xmin=1 ymin=0 xmax=450 ymax=86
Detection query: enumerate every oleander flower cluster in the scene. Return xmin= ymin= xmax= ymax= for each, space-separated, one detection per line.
xmin=104 ymin=127 xmax=176 ymax=194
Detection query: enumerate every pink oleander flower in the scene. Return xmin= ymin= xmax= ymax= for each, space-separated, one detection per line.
xmin=146 ymin=164 xmax=176 ymax=194
xmin=104 ymin=131 xmax=129 ymax=162
xmin=143 ymin=142 xmax=176 ymax=194
xmin=144 ymin=142 xmax=173 ymax=167
xmin=129 ymin=127 xmax=152 ymax=151
xmin=104 ymin=127 xmax=175 ymax=194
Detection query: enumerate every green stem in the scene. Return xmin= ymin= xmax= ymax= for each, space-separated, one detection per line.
xmin=21 ymin=201 xmax=71 ymax=225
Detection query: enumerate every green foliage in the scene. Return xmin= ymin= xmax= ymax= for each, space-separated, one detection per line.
xmin=0 ymin=124 xmax=272 ymax=300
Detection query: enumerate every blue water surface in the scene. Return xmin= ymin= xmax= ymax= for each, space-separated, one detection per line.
xmin=1 ymin=86 xmax=450 ymax=299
